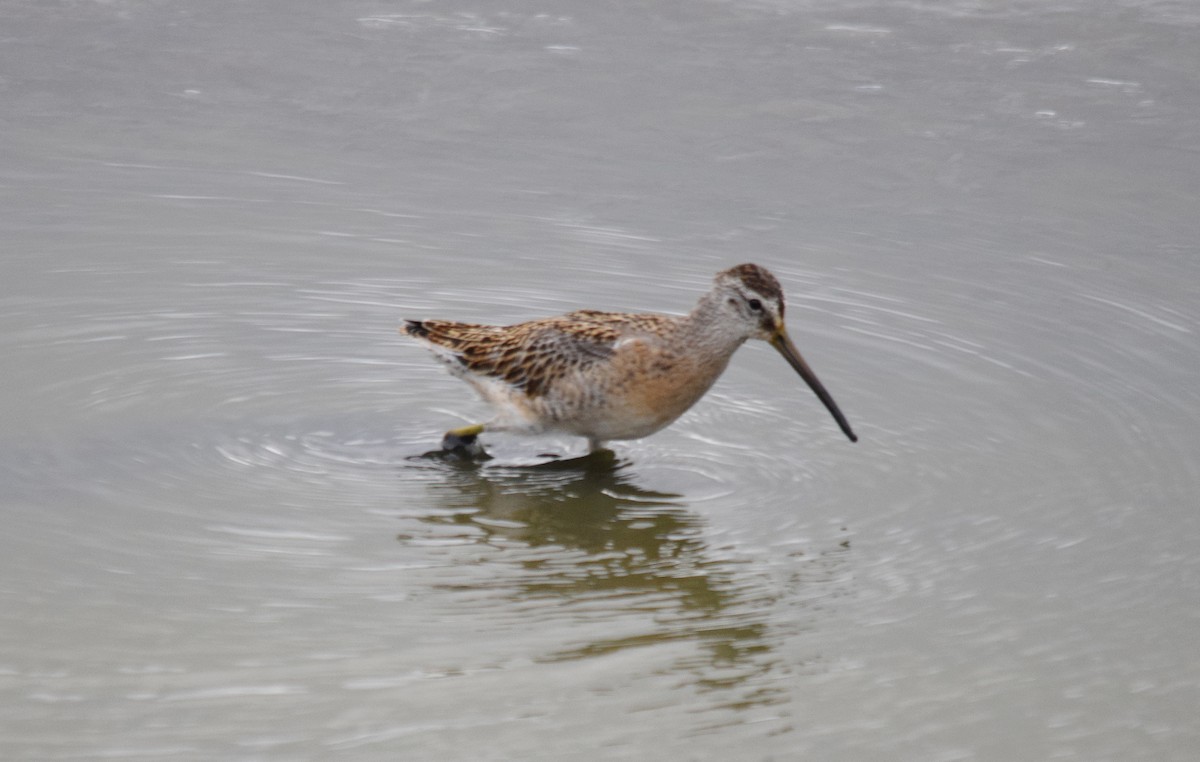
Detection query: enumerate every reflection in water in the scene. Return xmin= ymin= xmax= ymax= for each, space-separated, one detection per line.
xmin=402 ymin=452 xmax=851 ymax=711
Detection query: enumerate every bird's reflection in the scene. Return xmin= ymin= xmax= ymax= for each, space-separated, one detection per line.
xmin=404 ymin=450 xmax=791 ymax=705
xmin=416 ymin=451 xmax=715 ymax=602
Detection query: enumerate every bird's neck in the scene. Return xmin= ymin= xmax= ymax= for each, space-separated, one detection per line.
xmin=680 ymin=289 xmax=751 ymax=358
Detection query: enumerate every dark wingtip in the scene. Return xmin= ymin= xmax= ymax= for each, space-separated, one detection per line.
xmin=403 ymin=319 xmax=430 ymax=338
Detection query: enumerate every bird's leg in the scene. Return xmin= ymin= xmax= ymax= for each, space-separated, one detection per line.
xmin=441 ymin=423 xmax=488 ymax=458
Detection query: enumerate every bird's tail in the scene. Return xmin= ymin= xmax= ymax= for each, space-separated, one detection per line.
xmin=402 ymin=319 xmax=431 ymax=339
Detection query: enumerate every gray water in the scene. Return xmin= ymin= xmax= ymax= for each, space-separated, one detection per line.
xmin=3 ymin=1 xmax=1199 ymax=760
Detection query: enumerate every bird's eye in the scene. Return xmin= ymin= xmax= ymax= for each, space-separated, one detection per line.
xmin=747 ymin=298 xmax=763 ymax=312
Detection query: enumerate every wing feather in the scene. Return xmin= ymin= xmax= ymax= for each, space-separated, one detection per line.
xmin=405 ymin=311 xmax=666 ymax=396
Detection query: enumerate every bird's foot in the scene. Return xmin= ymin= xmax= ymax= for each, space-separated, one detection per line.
xmin=439 ymin=424 xmax=491 ymax=461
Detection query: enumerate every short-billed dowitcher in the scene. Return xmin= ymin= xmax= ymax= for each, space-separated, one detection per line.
xmin=404 ymin=263 xmax=857 ymax=456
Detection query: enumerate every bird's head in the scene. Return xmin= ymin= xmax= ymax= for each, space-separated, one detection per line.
xmin=714 ymin=263 xmax=857 ymax=443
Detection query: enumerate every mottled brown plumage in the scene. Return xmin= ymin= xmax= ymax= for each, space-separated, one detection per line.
xmin=405 ymin=311 xmax=667 ymax=397
xmin=404 ymin=263 xmax=857 ymax=453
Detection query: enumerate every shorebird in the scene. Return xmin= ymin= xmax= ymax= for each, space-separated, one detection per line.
xmin=404 ymin=263 xmax=857 ymax=456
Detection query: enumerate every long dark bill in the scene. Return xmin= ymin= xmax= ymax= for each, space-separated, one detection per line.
xmin=770 ymin=330 xmax=858 ymax=443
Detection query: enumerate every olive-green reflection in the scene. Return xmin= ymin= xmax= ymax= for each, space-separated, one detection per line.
xmin=407 ymin=451 xmax=798 ymax=707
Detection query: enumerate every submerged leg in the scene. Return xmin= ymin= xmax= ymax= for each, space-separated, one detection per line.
xmin=441 ymin=423 xmax=488 ymax=458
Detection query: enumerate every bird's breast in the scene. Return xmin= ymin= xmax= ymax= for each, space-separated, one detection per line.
xmin=549 ymin=336 xmax=731 ymax=440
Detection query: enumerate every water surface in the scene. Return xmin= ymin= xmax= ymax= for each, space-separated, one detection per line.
xmin=3 ymin=1 xmax=1198 ymax=759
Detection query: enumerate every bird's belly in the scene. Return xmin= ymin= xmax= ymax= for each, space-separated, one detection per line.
xmin=553 ymin=364 xmax=721 ymax=441
xmin=569 ymin=408 xmax=674 ymax=442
